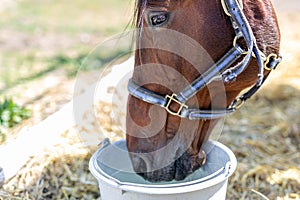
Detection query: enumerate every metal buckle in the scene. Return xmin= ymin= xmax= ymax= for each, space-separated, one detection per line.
xmin=165 ymin=94 xmax=188 ymax=117
xmin=229 ymin=97 xmax=244 ymax=110
xmin=264 ymin=53 xmax=281 ymax=70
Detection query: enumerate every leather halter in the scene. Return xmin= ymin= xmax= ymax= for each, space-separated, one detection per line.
xmin=128 ymin=0 xmax=282 ymax=120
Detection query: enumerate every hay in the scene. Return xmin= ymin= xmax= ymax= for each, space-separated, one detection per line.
xmin=1 ymin=71 xmax=299 ymax=200
xmin=0 ymin=127 xmax=101 ymax=200
xmin=222 ymin=88 xmax=300 ymax=199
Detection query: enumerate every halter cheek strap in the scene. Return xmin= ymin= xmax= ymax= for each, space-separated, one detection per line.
xmin=128 ymin=0 xmax=282 ymax=120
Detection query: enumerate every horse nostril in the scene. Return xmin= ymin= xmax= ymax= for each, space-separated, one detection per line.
xmin=131 ymin=155 xmax=147 ymax=173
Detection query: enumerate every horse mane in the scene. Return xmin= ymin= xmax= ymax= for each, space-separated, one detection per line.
xmin=134 ymin=0 xmax=146 ymax=27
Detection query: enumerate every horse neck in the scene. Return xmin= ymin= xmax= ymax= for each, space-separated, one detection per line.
xmin=243 ymin=0 xmax=280 ymax=54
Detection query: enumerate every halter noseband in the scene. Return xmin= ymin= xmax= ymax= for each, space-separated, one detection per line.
xmin=128 ymin=0 xmax=282 ymax=120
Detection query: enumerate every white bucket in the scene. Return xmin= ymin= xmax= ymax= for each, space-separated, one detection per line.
xmin=89 ymin=139 xmax=237 ymax=200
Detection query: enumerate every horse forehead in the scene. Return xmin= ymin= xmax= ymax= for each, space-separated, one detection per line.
xmin=146 ymin=0 xmax=210 ymax=7
xmin=143 ymin=0 xmax=218 ymax=18
xmin=143 ymin=0 xmax=195 ymax=9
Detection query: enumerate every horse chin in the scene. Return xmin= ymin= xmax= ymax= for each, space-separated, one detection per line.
xmin=174 ymin=151 xmax=204 ymax=181
xmin=137 ymin=152 xmax=205 ymax=182
xmin=138 ymin=164 xmax=176 ymax=182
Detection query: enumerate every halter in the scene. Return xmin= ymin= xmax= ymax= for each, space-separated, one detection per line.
xmin=128 ymin=0 xmax=282 ymax=120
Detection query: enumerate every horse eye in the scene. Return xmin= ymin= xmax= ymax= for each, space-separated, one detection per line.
xmin=148 ymin=12 xmax=170 ymax=27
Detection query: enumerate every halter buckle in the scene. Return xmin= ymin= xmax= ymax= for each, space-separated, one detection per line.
xmin=165 ymin=94 xmax=188 ymax=117
xmin=264 ymin=53 xmax=282 ymax=70
xmin=229 ymin=97 xmax=244 ymax=110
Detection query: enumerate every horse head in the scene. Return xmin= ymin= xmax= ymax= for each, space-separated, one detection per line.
xmin=126 ymin=0 xmax=281 ymax=182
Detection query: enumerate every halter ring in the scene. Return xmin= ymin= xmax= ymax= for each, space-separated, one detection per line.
xmin=233 ymin=36 xmax=267 ymax=61
xmin=233 ymin=36 xmax=247 ymax=54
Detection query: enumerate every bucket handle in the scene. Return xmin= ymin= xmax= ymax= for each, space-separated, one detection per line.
xmin=224 ymin=161 xmax=232 ymax=178
xmin=98 ymin=138 xmax=111 ymax=149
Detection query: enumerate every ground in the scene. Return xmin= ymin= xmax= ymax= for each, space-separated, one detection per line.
xmin=0 ymin=0 xmax=299 ymax=199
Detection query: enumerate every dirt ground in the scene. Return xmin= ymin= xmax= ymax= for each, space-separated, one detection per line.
xmin=0 ymin=0 xmax=299 ymax=199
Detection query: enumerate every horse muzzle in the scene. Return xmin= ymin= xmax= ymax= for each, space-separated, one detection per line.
xmin=130 ymin=150 xmax=206 ymax=182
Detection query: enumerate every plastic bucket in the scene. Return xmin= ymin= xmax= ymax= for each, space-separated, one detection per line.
xmin=89 ymin=139 xmax=237 ymax=200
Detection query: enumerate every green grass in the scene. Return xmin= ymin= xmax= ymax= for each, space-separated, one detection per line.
xmin=0 ymin=98 xmax=31 ymax=129
xmin=0 ymin=44 xmax=133 ymax=91
xmin=0 ymin=0 xmax=135 ymax=142
xmin=0 ymin=0 xmax=134 ymax=91
xmin=0 ymin=0 xmax=133 ymax=35
xmin=0 ymin=97 xmax=31 ymax=144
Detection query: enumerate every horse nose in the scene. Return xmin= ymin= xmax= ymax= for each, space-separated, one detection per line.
xmin=131 ymin=154 xmax=148 ymax=174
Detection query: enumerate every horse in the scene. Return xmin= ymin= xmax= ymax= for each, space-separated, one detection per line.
xmin=126 ymin=0 xmax=281 ymax=182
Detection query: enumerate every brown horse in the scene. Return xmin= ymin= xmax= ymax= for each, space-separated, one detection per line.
xmin=126 ymin=0 xmax=281 ymax=182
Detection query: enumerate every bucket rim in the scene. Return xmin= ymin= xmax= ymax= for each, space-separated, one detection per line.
xmin=89 ymin=140 xmax=237 ymax=195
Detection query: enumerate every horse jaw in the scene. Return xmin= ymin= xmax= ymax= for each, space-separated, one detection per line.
xmin=126 ymin=97 xmax=218 ymax=181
